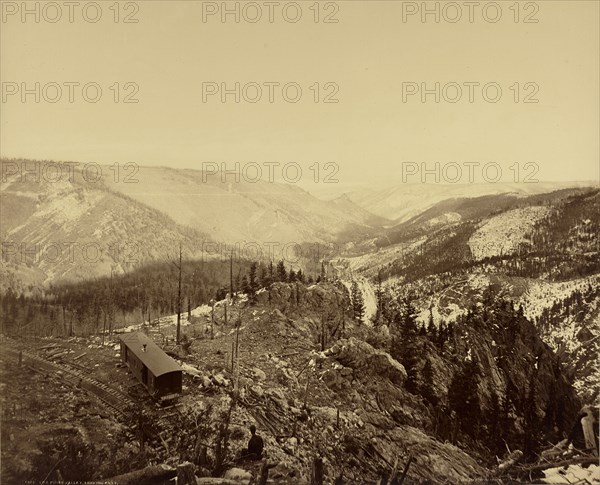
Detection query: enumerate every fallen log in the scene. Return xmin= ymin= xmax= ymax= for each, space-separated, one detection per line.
xmin=49 ymin=351 xmax=69 ymax=359
xmin=39 ymin=343 xmax=60 ymax=350
xmin=107 ymin=464 xmax=176 ymax=485
xmin=513 ymin=455 xmax=599 ymax=475
xmin=395 ymin=454 xmax=413 ymax=485
xmin=196 ymin=480 xmax=243 ymax=485
xmin=496 ymin=450 xmax=523 ymax=473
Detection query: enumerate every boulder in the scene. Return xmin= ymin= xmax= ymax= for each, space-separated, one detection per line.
xmin=321 ymin=369 xmax=348 ymax=391
xmin=266 ymin=388 xmax=288 ymax=411
xmin=326 ymin=337 xmax=407 ymax=386
xmin=223 ymin=468 xmax=252 ymax=481
xmin=252 ymin=367 xmax=267 ymax=382
xmin=367 ymin=352 xmax=407 ymax=386
xmin=250 ymin=385 xmax=264 ymax=398
xmin=211 ymin=374 xmax=230 ymax=387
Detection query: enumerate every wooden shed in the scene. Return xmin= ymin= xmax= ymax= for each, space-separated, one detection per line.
xmin=119 ymin=332 xmax=182 ymax=401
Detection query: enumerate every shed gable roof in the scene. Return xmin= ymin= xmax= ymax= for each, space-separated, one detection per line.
xmin=119 ymin=332 xmax=181 ymax=377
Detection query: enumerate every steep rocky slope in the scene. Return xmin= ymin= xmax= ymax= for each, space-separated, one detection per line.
xmin=0 ymin=159 xmax=383 ymax=288
xmin=1 ymin=163 xmax=208 ymax=289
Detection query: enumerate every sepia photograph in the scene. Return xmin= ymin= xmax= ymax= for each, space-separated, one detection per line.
xmin=0 ymin=1 xmax=599 ymax=483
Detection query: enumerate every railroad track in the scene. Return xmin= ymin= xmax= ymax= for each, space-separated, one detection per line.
xmin=4 ymin=347 xmax=134 ymax=418
xmin=3 ymin=342 xmax=188 ymax=457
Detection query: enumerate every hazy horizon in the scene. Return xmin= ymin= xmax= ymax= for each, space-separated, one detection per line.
xmin=2 ymin=1 xmax=599 ymax=187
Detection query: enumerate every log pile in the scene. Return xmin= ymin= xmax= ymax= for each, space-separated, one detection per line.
xmin=496 ymin=445 xmax=599 ymax=483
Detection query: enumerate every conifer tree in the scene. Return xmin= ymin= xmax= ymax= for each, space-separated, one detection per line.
xmin=288 ymin=269 xmax=297 ymax=282
xmin=375 ymin=270 xmax=384 ymax=324
xmin=350 ymin=280 xmax=365 ymax=324
xmin=276 ymin=260 xmax=287 ymax=282
xmin=268 ymin=261 xmax=274 ymax=284
xmin=420 ymin=359 xmax=439 ymax=406
xmin=448 ymin=357 xmax=482 ymax=438
xmin=248 ymin=262 xmax=258 ymax=303
xmin=427 ymin=307 xmax=437 ymax=340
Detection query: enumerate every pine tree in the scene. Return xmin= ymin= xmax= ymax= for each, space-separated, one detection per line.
xmin=420 ymin=359 xmax=438 ymax=406
xmin=288 ymin=269 xmax=297 ymax=282
xmin=375 ymin=270 xmax=384 ymax=324
xmin=259 ymin=265 xmax=268 ymax=288
xmin=391 ymin=298 xmax=421 ymax=394
xmin=427 ymin=307 xmax=437 ymax=340
xmin=350 ymin=280 xmax=365 ymax=324
xmin=241 ymin=275 xmax=249 ymax=295
xmin=437 ymin=320 xmax=447 ymax=351
xmin=276 ymin=260 xmax=287 ymax=282
xmin=268 ymin=261 xmax=274 ymax=284
xmin=248 ymin=262 xmax=258 ymax=303
xmin=487 ymin=392 xmax=504 ymax=455
xmin=448 ymin=357 xmax=482 ymax=438
xmin=523 ymin=367 xmax=543 ymax=459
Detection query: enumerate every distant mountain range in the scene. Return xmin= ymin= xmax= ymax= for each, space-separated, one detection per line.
xmin=0 ymin=160 xmax=380 ymax=287
xmin=1 ymin=159 xmax=597 ymax=289
xmin=334 ymin=180 xmax=597 ymax=223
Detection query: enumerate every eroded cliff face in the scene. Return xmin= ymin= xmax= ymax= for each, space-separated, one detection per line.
xmin=378 ymin=301 xmax=582 ymax=461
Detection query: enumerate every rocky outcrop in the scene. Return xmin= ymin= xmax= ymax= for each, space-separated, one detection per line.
xmin=325 ymin=337 xmax=407 ymax=386
xmin=255 ymin=282 xmax=350 ymax=318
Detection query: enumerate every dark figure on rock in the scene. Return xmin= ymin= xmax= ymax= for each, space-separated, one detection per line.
xmin=247 ymin=425 xmax=264 ymax=460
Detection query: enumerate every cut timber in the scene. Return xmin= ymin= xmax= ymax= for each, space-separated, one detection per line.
xmin=396 ymin=454 xmax=413 ymax=485
xmin=177 ymin=462 xmax=196 ymax=485
xmin=514 ymin=455 xmax=599 ymax=475
xmin=39 ymin=343 xmax=60 ymax=350
xmin=49 ymin=351 xmax=69 ymax=359
xmin=258 ymin=461 xmax=277 ymax=485
xmin=73 ymin=352 xmax=87 ymax=361
xmin=158 ymin=431 xmax=170 ymax=453
xmin=311 ymin=457 xmax=324 ymax=485
xmin=196 ymin=479 xmax=243 ymax=485
xmin=108 ymin=464 xmax=176 ymax=485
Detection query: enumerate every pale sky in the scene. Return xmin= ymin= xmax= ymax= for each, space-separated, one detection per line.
xmin=1 ymin=0 xmax=599 ymax=186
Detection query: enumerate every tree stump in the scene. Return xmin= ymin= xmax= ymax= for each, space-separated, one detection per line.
xmin=311 ymin=456 xmax=324 ymax=485
xmin=177 ymin=462 xmax=196 ymax=485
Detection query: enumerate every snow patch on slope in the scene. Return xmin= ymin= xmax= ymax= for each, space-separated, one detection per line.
xmin=340 ymin=277 xmax=377 ymax=324
xmin=468 ymin=206 xmax=549 ymax=260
